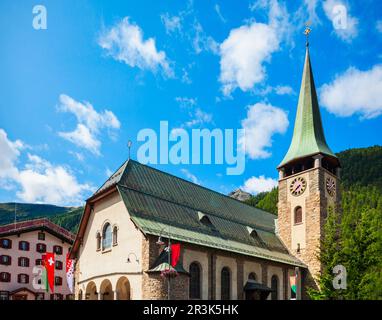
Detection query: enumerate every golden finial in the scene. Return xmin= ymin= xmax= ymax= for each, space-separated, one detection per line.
xmin=304 ymin=21 xmax=311 ymax=47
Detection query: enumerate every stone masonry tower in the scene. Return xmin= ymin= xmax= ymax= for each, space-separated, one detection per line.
xmin=277 ymin=43 xmax=341 ymax=296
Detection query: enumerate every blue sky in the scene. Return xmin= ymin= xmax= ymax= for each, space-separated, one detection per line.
xmin=0 ymin=0 xmax=381 ymax=205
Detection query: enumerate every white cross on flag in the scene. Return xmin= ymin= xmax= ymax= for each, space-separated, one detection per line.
xmin=66 ymin=253 xmax=75 ymax=293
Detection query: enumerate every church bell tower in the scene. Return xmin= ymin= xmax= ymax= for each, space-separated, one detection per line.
xmin=277 ymin=34 xmax=341 ymax=295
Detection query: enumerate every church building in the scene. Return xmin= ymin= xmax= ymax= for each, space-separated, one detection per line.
xmin=70 ymin=43 xmax=340 ymax=300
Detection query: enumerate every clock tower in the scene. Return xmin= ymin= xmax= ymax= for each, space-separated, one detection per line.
xmin=277 ymin=42 xmax=341 ymax=296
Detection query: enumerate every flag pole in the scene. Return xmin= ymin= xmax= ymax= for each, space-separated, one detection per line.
xmin=168 ymin=226 xmax=171 ymax=300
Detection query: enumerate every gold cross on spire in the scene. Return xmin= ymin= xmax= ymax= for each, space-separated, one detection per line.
xmin=304 ymin=21 xmax=311 ymax=47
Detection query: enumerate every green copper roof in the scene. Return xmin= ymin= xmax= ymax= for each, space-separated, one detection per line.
xmin=103 ymin=160 xmax=305 ymax=267
xmin=278 ymin=47 xmax=337 ymax=168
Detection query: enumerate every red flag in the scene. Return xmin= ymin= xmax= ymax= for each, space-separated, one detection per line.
xmin=170 ymin=244 xmax=180 ymax=267
xmin=43 ymin=253 xmax=55 ymax=293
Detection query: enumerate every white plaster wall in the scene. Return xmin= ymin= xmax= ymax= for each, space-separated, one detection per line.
xmin=77 ymin=191 xmax=143 ymax=299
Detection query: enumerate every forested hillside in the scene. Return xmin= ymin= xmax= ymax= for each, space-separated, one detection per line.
xmin=0 ymin=203 xmax=83 ymax=233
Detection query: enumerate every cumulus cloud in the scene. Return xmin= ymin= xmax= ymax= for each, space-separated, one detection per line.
xmin=98 ymin=17 xmax=173 ymax=77
xmin=0 ymin=129 xmax=92 ymax=205
xmin=181 ymin=169 xmax=200 ymax=185
xmin=57 ymin=94 xmax=120 ymax=155
xmin=0 ymin=129 xmax=23 ymax=183
xmin=320 ymin=65 xmax=382 ymax=119
xmin=17 ymin=154 xmax=92 ymax=204
xmin=219 ymin=0 xmax=289 ymax=96
xmin=240 ymin=102 xmax=289 ymax=159
xmin=322 ymin=0 xmax=358 ymax=42
xmin=242 ymin=175 xmax=277 ymax=194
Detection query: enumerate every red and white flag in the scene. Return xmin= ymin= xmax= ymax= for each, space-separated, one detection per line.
xmin=43 ymin=253 xmax=55 ymax=293
xmin=66 ymin=253 xmax=75 ymax=293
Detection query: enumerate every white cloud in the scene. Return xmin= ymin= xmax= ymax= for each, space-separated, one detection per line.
xmin=175 ymin=96 xmax=197 ymax=109
xmin=175 ymin=97 xmax=213 ymax=128
xmin=57 ymin=94 xmax=120 ymax=155
xmin=0 ymin=129 xmax=92 ymax=205
xmin=240 ymin=102 xmax=289 ymax=159
xmin=105 ymin=167 xmax=113 ymax=177
xmin=242 ymin=175 xmax=277 ymax=194
xmin=320 ymin=65 xmax=382 ymax=119
xmin=219 ymin=0 xmax=289 ymax=96
xmin=181 ymin=169 xmax=200 ymax=185
xmin=184 ymin=108 xmax=213 ymax=127
xmin=98 ymin=17 xmax=173 ymax=77
xmin=0 ymin=129 xmax=23 ymax=184
xmin=322 ymin=0 xmax=358 ymax=42
xmin=274 ymin=85 xmax=294 ymax=95
xmin=160 ymin=13 xmax=182 ymax=34
xmin=214 ymin=4 xmax=226 ymax=23
xmin=17 ymin=154 xmax=92 ymax=205
xmin=193 ymin=21 xmax=219 ymax=55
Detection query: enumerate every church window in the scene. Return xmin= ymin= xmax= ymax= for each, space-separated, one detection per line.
xmin=294 ymin=206 xmax=303 ymax=224
xmin=271 ymin=275 xmax=278 ymax=300
xmin=102 ymin=223 xmax=112 ymax=250
xmin=248 ymin=272 xmax=257 ymax=281
xmin=189 ymin=262 xmax=201 ymax=299
xmin=221 ymin=267 xmax=231 ymax=300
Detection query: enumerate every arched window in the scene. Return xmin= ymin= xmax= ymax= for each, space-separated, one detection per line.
xmin=248 ymin=272 xmax=257 ymax=281
xmin=113 ymin=226 xmax=118 ymax=246
xmin=294 ymin=206 xmax=302 ymax=224
xmin=221 ymin=267 xmax=231 ymax=300
xmin=189 ymin=262 xmax=201 ymax=299
xmin=102 ymin=223 xmax=112 ymax=250
xmin=96 ymin=232 xmax=101 ymax=251
xmin=271 ymin=275 xmax=278 ymax=300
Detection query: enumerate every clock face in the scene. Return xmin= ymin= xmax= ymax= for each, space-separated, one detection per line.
xmin=326 ymin=177 xmax=336 ymax=197
xmin=290 ymin=177 xmax=307 ymax=196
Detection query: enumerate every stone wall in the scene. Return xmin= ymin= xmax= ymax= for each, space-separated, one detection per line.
xmin=141 ymin=235 xmax=296 ymax=300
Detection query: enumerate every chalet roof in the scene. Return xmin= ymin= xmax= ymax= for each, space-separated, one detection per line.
xmin=278 ymin=47 xmax=338 ymax=168
xmin=91 ymin=160 xmax=305 ymax=267
xmin=0 ymin=218 xmax=75 ymax=243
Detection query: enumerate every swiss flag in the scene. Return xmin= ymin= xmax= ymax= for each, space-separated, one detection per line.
xmin=43 ymin=253 xmax=55 ymax=293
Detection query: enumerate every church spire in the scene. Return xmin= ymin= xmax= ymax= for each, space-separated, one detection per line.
xmin=278 ymin=37 xmax=337 ymax=169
